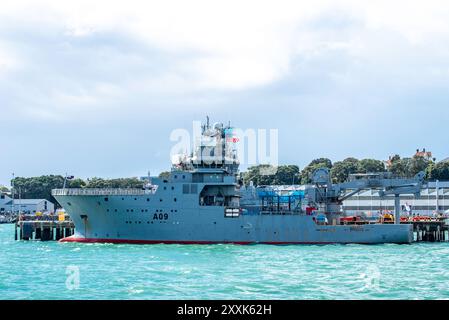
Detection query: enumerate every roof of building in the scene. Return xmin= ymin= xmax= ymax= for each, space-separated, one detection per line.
xmin=9 ymin=199 xmax=50 ymax=205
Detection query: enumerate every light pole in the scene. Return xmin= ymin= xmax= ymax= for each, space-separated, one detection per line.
xmin=436 ymin=180 xmax=440 ymax=214
xmin=63 ymin=172 xmax=68 ymax=190
xmin=11 ymin=173 xmax=14 ymax=215
xmin=63 ymin=173 xmax=74 ymax=190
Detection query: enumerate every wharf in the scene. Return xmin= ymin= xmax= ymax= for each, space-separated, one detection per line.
xmin=407 ymin=220 xmax=449 ymax=242
xmin=343 ymin=218 xmax=449 ymax=242
xmin=15 ymin=217 xmax=75 ymax=241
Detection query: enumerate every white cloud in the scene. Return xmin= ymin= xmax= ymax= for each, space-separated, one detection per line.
xmin=1 ymin=0 xmax=447 ymax=91
xmin=0 ymin=42 xmax=20 ymax=74
xmin=0 ymin=0 xmax=449 ymax=124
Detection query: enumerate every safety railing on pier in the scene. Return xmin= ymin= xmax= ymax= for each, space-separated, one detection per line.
xmin=52 ymin=188 xmax=155 ymax=196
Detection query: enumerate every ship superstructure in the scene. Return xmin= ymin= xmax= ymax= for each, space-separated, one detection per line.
xmin=52 ymin=119 xmax=426 ymax=244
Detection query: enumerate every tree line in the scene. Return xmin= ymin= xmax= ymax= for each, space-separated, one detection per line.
xmin=242 ymin=155 xmax=449 ymax=186
xmin=2 ymin=155 xmax=449 ymax=204
xmin=6 ymin=176 xmax=143 ymax=206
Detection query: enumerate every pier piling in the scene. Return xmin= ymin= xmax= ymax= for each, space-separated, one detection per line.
xmin=14 ymin=219 xmax=75 ymax=242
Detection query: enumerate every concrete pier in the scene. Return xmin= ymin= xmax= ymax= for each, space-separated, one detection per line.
xmin=15 ymin=220 xmax=75 ymax=241
xmin=411 ymin=220 xmax=449 ymax=242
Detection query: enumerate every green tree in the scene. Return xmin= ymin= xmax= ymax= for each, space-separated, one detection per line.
xmin=12 ymin=175 xmax=65 ymax=205
xmin=408 ymin=155 xmax=430 ymax=177
xmin=425 ymin=161 xmax=436 ymax=180
xmin=243 ymin=165 xmax=277 ymax=186
xmin=0 ymin=185 xmax=10 ymax=193
xmin=330 ymin=158 xmax=360 ymax=183
xmin=86 ymin=177 xmax=143 ymax=188
xmin=388 ymin=156 xmax=412 ymax=177
xmin=432 ymin=161 xmax=449 ymax=180
xmin=68 ymin=178 xmax=86 ymax=188
xmin=272 ymin=165 xmax=301 ymax=185
xmin=242 ymin=165 xmax=300 ymax=186
xmin=158 ymin=171 xmax=171 ymax=179
xmin=358 ymin=159 xmax=385 ymax=173
xmin=300 ymin=158 xmax=333 ymax=184
xmin=390 ymin=154 xmax=401 ymax=163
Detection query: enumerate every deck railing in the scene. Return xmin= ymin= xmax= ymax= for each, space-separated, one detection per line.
xmin=52 ymin=188 xmax=154 ymax=196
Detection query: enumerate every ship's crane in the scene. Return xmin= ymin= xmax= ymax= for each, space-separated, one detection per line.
xmin=306 ymin=168 xmax=426 ymax=224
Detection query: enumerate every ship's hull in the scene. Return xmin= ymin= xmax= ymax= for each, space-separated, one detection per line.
xmin=55 ymin=195 xmax=413 ymax=245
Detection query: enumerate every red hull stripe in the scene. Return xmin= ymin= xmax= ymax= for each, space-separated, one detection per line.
xmin=59 ymin=237 xmax=361 ymax=245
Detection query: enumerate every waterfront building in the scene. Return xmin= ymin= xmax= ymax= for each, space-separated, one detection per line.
xmin=0 ymin=193 xmax=55 ymax=214
xmin=343 ymin=181 xmax=449 ymax=216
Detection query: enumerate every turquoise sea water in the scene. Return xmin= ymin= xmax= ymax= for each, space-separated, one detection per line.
xmin=1 ymin=223 xmax=449 ymax=300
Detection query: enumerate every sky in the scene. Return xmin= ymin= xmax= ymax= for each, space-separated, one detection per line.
xmin=1 ymin=0 xmax=449 ymax=186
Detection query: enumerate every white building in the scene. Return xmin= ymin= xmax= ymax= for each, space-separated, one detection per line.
xmin=0 ymin=193 xmax=55 ymax=214
xmin=0 ymin=193 xmax=11 ymax=210
xmin=343 ymin=181 xmax=449 ymax=216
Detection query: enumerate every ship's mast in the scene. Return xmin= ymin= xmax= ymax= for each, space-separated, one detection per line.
xmin=175 ymin=118 xmax=239 ymax=174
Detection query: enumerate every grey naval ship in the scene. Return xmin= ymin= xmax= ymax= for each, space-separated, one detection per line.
xmin=52 ymin=119 xmax=426 ymax=244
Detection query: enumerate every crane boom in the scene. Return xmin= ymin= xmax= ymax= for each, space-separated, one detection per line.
xmin=306 ymin=168 xmax=426 ymax=224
